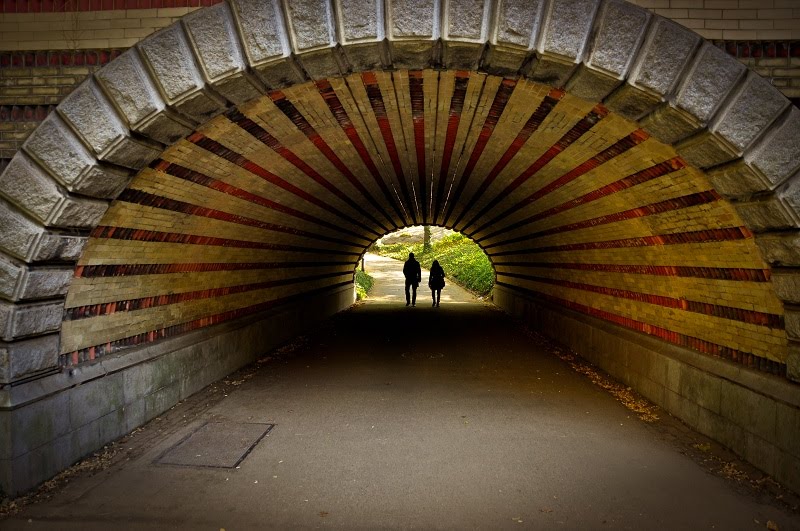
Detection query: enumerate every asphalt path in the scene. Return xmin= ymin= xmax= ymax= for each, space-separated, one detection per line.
xmin=3 ymin=254 xmax=798 ymax=530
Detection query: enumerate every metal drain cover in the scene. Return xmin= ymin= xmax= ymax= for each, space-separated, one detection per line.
xmin=157 ymin=421 xmax=273 ymax=468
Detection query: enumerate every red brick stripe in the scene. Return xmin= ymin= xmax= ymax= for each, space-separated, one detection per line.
xmin=63 ymin=281 xmax=351 ymax=365
xmin=65 ymin=271 xmax=349 ymax=320
xmin=498 ymin=271 xmax=783 ymax=328
xmin=75 ymin=261 xmax=354 ymax=278
xmin=442 ymin=78 xmax=516 ymax=225
xmin=484 ymin=191 xmax=722 ymax=250
xmin=187 ymin=132 xmax=378 ymax=237
xmin=478 ymin=157 xmax=687 ymax=243
xmin=118 ymin=188 xmax=363 ymax=248
xmin=361 ymin=71 xmax=418 ymax=224
xmin=150 ymin=160 xmax=371 ymax=243
xmin=1 ymin=0 xmax=221 ymax=13
xmin=90 ymin=225 xmax=361 ymax=256
xmin=491 ymin=261 xmax=771 ymax=282
xmin=434 ymin=72 xmax=469 ymax=223
xmin=468 ymin=129 xmax=650 ymax=236
xmin=491 ymin=227 xmax=752 ymax=257
xmin=269 ymin=89 xmax=399 ymax=230
xmin=495 ymin=281 xmax=786 ymax=375
xmin=315 ymin=79 xmax=408 ymax=224
xmin=409 ymin=70 xmax=429 ymax=223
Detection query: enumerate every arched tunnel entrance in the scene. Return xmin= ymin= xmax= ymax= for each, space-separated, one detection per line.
xmin=1 ymin=0 xmax=799 ymax=502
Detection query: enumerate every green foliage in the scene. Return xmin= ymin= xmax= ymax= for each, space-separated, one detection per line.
xmin=373 ymin=231 xmax=494 ymax=297
xmin=355 ymin=269 xmax=374 ymax=300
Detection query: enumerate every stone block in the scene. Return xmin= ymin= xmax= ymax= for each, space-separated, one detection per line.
xmin=665 ymin=388 xmax=700 ymax=428
xmin=183 ymin=2 xmax=262 ymax=104
xmin=776 ymin=450 xmax=800 ymax=495
xmin=123 ymin=355 xmax=180 ymax=403
xmin=745 ymin=107 xmax=800 ymax=191
xmin=756 ymin=232 xmax=800 ymax=267
xmin=0 ymin=411 xmax=11 ymax=461
xmin=229 ymin=0 xmax=304 ymax=88
xmin=640 ymin=104 xmax=702 ymax=145
xmin=0 ymin=300 xmax=63 ymax=341
xmin=95 ymin=48 xmax=195 ymax=145
xmin=564 ymin=66 xmax=623 ymax=102
xmin=604 ymin=83 xmax=663 ymax=121
xmin=678 ymin=364 xmax=722 ymax=414
xmin=710 ymin=72 xmax=789 ymax=153
xmin=22 ymin=114 xmax=132 ymax=200
xmin=674 ymin=43 xmax=746 ymax=124
xmin=775 ymin=400 xmax=800 ymax=457
xmin=17 ymin=267 xmax=74 ymax=300
xmin=754 ymin=232 xmax=800 ymax=266
xmin=719 ymin=380 xmax=777 ymax=441
xmin=32 ymin=234 xmax=86 ymax=263
xmin=57 ymin=81 xmax=162 ymax=170
xmin=627 ymin=18 xmax=700 ymax=100
xmin=0 ymin=333 xmax=59 ymax=385
xmin=704 ymin=160 xmax=768 ymax=199
xmin=734 ymin=195 xmax=798 ymax=232
xmin=442 ymin=0 xmax=490 ymax=69
xmin=491 ymin=0 xmax=545 ymax=51
xmin=674 ymin=129 xmax=739 ymax=168
xmin=699 ymin=406 xmax=746 ymax=454
xmin=387 ymin=0 xmax=440 ymax=69
xmin=69 ymin=373 xmax=125 ymax=429
xmin=539 ymin=0 xmax=599 ymax=63
xmin=772 ymin=270 xmax=800 ymax=304
xmin=744 ymin=433 xmax=780 ymax=478
xmin=0 ymin=255 xmax=23 ymax=302
xmin=11 ymin=386 xmax=70 ymax=457
xmin=0 ymin=198 xmax=42 ymax=261
xmin=0 ymin=154 xmax=67 ymax=225
xmin=335 ymin=0 xmax=385 ymax=70
xmin=144 ymin=382 xmax=181 ymax=420
xmin=137 ymin=25 xmax=227 ymax=122
xmin=585 ymin=0 xmax=650 ymax=80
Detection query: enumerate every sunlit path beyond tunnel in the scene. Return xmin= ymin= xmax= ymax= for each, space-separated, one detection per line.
xmin=3 ymin=255 xmax=798 ymax=530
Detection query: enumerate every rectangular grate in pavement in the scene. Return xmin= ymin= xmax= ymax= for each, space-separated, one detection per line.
xmin=156 ymin=421 xmax=274 ymax=468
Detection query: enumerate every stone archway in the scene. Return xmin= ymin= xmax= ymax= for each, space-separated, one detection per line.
xmin=1 ymin=0 xmax=799 ymax=495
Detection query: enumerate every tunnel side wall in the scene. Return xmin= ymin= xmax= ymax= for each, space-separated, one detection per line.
xmin=494 ymin=284 xmax=800 ymax=493
xmin=0 ymin=283 xmax=354 ymax=496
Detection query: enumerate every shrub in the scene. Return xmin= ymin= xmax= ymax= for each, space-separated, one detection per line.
xmin=355 ymin=269 xmax=374 ymax=300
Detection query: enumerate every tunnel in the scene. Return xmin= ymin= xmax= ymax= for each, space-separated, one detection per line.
xmin=1 ymin=0 xmax=799 ymax=496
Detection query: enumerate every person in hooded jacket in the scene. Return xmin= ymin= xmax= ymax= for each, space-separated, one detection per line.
xmin=428 ymin=260 xmax=445 ymax=307
xmin=403 ymin=252 xmax=422 ymax=306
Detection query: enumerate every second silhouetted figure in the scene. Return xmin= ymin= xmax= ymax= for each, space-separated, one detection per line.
xmin=403 ymin=252 xmax=422 ymax=306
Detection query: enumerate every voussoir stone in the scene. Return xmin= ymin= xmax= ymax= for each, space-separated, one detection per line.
xmin=138 ymin=24 xmax=227 ymax=122
xmin=755 ymin=232 xmax=800 ymax=267
xmin=0 ymin=333 xmax=60 ymax=383
xmin=0 ymin=199 xmax=43 ymax=261
xmin=483 ymin=0 xmax=544 ymax=74
xmin=32 ymin=234 xmax=87 ymax=263
xmin=57 ymin=81 xmax=162 ymax=170
xmin=96 ymin=49 xmax=194 ymax=145
xmin=675 ymin=43 xmax=745 ymax=123
xmin=442 ymin=0 xmax=490 ymax=69
xmin=0 ymin=300 xmax=64 ymax=341
xmin=22 ymin=114 xmax=131 ymax=199
xmin=17 ymin=267 xmax=75 ymax=301
xmin=630 ymin=18 xmax=700 ymax=97
xmin=711 ymin=72 xmax=789 ymax=153
xmin=0 ymin=155 xmax=65 ymax=224
xmin=746 ymin=107 xmax=800 ymax=190
xmin=0 ymin=255 xmax=23 ymax=302
xmin=183 ymin=2 xmax=262 ymax=104
xmin=336 ymin=0 xmax=385 ymax=70
xmin=388 ymin=0 xmax=440 ymax=69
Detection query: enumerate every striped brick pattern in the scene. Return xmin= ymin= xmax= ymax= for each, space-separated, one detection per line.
xmin=63 ymin=71 xmax=788 ymax=372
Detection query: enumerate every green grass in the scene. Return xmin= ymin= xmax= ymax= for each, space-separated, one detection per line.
xmin=355 ymin=269 xmax=374 ymax=300
xmin=373 ymin=232 xmax=494 ymax=297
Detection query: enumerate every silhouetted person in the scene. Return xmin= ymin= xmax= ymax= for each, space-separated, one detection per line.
xmin=403 ymin=252 xmax=422 ymax=306
xmin=428 ymin=260 xmax=445 ymax=307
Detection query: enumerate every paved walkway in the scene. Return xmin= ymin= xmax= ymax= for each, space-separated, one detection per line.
xmin=3 ymin=255 xmax=799 ymax=529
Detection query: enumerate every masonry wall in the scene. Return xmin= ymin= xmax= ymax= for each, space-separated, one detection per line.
xmin=1 ymin=0 xmax=799 ymax=161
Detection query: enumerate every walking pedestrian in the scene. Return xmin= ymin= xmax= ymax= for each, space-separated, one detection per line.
xmin=428 ymin=260 xmax=445 ymax=307
xmin=403 ymin=252 xmax=422 ymax=306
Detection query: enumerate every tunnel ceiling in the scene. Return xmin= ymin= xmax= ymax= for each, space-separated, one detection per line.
xmin=2 ymin=0 xmax=799 ymax=381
